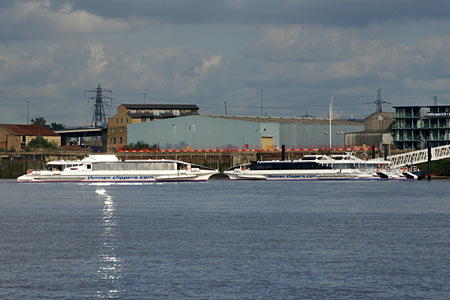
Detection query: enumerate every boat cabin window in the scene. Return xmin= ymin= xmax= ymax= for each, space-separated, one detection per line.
xmin=92 ymin=161 xmax=177 ymax=171
xmin=177 ymin=163 xmax=188 ymax=170
xmin=48 ymin=164 xmax=64 ymax=171
xmin=301 ymin=156 xmax=317 ymax=161
xmin=86 ymin=164 xmax=92 ymax=170
xmin=250 ymin=161 xmax=332 ymax=170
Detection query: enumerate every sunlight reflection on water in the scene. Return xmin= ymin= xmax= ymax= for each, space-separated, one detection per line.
xmin=95 ymin=186 xmax=124 ymax=299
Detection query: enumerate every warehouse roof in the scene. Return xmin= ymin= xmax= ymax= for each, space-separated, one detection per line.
xmin=0 ymin=124 xmax=59 ymax=136
xmin=207 ymin=115 xmax=363 ymax=126
xmin=121 ymin=104 xmax=199 ymax=110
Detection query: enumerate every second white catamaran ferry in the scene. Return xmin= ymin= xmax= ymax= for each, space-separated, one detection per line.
xmin=17 ymin=155 xmax=219 ymax=183
xmin=224 ymin=153 xmax=418 ymax=180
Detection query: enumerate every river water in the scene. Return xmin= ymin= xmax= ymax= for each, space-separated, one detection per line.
xmin=0 ymin=179 xmax=449 ymax=299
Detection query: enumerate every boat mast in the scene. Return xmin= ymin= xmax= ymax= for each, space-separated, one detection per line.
xmin=329 ymin=96 xmax=333 ymax=149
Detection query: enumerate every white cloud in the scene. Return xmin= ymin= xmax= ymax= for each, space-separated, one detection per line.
xmin=0 ymin=0 xmax=130 ymax=41
xmin=194 ymin=55 xmax=223 ymax=75
xmin=87 ymin=43 xmax=108 ymax=75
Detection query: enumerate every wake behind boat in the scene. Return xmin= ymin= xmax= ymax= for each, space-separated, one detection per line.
xmin=17 ymin=155 xmax=219 ymax=183
xmin=224 ymin=153 xmax=418 ymax=181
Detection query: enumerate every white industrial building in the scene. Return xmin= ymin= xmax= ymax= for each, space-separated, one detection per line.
xmin=127 ymin=115 xmax=364 ymax=150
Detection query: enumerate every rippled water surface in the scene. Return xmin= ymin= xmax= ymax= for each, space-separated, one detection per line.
xmin=0 ymin=179 xmax=449 ymax=299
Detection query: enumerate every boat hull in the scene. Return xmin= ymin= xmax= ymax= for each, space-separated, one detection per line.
xmin=17 ymin=171 xmax=218 ymax=183
xmin=224 ymin=170 xmax=411 ymax=181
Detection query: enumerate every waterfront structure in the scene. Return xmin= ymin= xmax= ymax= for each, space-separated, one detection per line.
xmin=108 ymin=104 xmax=199 ymax=152
xmin=345 ymin=112 xmax=394 ymax=147
xmin=0 ymin=124 xmax=61 ymax=151
xmin=127 ymin=115 xmax=364 ymax=150
xmin=393 ymin=105 xmax=450 ymax=150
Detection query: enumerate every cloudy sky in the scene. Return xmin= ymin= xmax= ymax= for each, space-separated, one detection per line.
xmin=2 ymin=0 xmax=450 ymax=126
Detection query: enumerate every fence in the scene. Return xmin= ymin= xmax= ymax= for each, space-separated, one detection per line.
xmin=118 ymin=145 xmax=377 ymax=153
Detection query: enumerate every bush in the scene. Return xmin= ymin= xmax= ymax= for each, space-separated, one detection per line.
xmin=417 ymin=158 xmax=450 ymax=177
xmin=125 ymin=141 xmax=158 ymax=150
xmin=26 ymin=136 xmax=58 ymax=151
xmin=0 ymin=147 xmax=14 ymax=153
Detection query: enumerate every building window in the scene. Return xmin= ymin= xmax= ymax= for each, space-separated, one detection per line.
xmin=120 ymin=137 xmax=123 ymax=144
xmin=116 ymin=118 xmax=118 ymax=123
xmin=153 ymin=109 xmax=160 ymax=115
xmin=120 ymin=128 xmax=124 ymax=133
xmin=113 ymin=137 xmax=116 ymax=144
xmin=173 ymin=109 xmax=180 ymax=116
xmin=121 ymin=118 xmax=123 ymax=123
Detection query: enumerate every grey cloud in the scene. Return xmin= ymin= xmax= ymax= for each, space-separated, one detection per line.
xmin=2 ymin=0 xmax=449 ymax=42
xmin=67 ymin=0 xmax=450 ymax=26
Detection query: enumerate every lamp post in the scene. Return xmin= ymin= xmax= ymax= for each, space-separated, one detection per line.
xmin=260 ymin=89 xmax=263 ymax=116
xmin=26 ymin=101 xmax=30 ymax=125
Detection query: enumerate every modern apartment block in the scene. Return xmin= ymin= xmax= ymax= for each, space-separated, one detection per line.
xmin=393 ymin=105 xmax=450 ymax=150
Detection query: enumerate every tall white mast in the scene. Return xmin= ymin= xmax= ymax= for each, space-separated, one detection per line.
xmin=329 ymin=96 xmax=333 ymax=149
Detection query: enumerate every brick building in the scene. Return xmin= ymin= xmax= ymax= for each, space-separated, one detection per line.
xmin=0 ymin=124 xmax=61 ymax=151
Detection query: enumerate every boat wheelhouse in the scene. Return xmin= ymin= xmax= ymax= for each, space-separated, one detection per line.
xmin=17 ymin=155 xmax=219 ymax=182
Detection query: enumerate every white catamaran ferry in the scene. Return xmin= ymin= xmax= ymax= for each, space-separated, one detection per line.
xmin=17 ymin=155 xmax=219 ymax=183
xmin=224 ymin=153 xmax=418 ymax=181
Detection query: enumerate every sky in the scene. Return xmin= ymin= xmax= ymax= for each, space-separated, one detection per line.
xmin=2 ymin=0 xmax=450 ymax=127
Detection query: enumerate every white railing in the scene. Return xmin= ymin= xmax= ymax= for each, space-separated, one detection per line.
xmin=389 ymin=144 xmax=450 ymax=168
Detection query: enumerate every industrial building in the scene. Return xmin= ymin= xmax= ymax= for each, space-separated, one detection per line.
xmin=0 ymin=124 xmax=61 ymax=151
xmin=345 ymin=112 xmax=394 ymax=147
xmin=393 ymin=105 xmax=450 ymax=150
xmin=108 ymin=104 xmax=199 ymax=152
xmin=127 ymin=115 xmax=364 ymax=150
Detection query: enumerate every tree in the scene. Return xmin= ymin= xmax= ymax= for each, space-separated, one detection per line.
xmin=50 ymin=122 xmax=66 ymax=130
xmin=30 ymin=117 xmax=66 ymax=131
xmin=31 ymin=116 xmax=47 ymax=126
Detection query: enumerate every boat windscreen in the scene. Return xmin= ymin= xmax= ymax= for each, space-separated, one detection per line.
xmin=190 ymin=164 xmax=214 ymax=170
xmin=225 ymin=163 xmax=250 ymax=171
